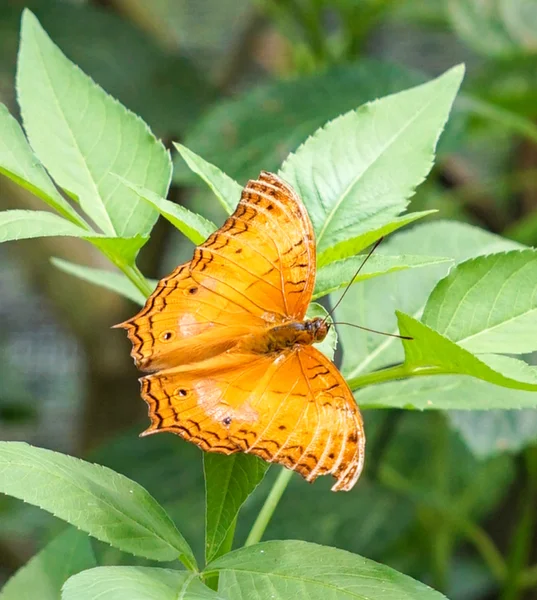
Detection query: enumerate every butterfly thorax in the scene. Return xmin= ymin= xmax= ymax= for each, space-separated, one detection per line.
xmin=238 ymin=316 xmax=328 ymax=355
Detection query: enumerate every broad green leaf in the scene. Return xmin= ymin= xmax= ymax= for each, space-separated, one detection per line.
xmin=356 ymin=375 xmax=537 ymax=411
xmin=279 ymin=66 xmax=464 ymax=257
xmin=314 ymin=254 xmax=451 ymax=299
xmin=207 ymin=540 xmax=447 ymax=599
xmin=62 ymin=568 xmax=223 ymax=600
xmin=0 ymin=210 xmax=91 ymax=242
xmin=0 ymin=442 xmax=196 ymax=568
xmin=318 ymin=210 xmax=435 ymax=266
xmin=0 ymin=103 xmax=86 ymax=227
xmin=17 ymin=10 xmax=171 ymax=237
xmin=448 ymin=410 xmax=537 ymax=458
xmin=118 ymin=178 xmax=216 ymax=245
xmin=174 ymin=143 xmax=243 ymax=215
xmin=423 ymin=250 xmax=537 ymax=355
xmin=0 ymin=528 xmax=95 ymax=600
xmin=204 ymin=454 xmax=269 ymax=564
xmin=396 ymin=312 xmax=537 ymax=391
xmin=51 ymin=258 xmax=153 ymax=306
xmin=308 ymin=302 xmax=338 ymax=360
xmin=176 ymin=61 xmax=423 ymax=184
xmin=339 ymin=221 xmax=522 ymax=380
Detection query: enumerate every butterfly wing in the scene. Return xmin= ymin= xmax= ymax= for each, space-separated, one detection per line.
xmin=141 ymin=345 xmax=364 ymax=492
xmin=117 ymin=171 xmax=315 ymax=372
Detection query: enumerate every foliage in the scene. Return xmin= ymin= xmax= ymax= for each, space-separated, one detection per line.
xmin=2 ymin=4 xmax=537 ymax=600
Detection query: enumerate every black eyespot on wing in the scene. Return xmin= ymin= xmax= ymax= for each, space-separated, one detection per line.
xmin=188 ymin=286 xmax=198 ymax=295
xmin=177 ymin=389 xmax=188 ymax=397
xmin=223 ymin=417 xmax=232 ymax=426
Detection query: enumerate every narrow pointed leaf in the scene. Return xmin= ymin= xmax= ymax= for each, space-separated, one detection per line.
xmin=17 ymin=10 xmax=171 ymax=237
xmin=118 ymin=178 xmax=216 ymax=244
xmin=0 ymin=210 xmax=91 ymax=242
xmin=314 ymin=254 xmax=451 ymax=299
xmin=204 ymin=454 xmax=268 ymax=564
xmin=0 ymin=528 xmax=95 ymax=600
xmin=174 ymin=143 xmax=243 ymax=215
xmin=317 ymin=211 xmax=436 ymax=266
xmin=423 ymin=249 xmax=537 ymax=354
xmin=397 ymin=312 xmax=537 ymax=391
xmin=0 ymin=104 xmax=86 ymax=227
xmin=207 ymin=540 xmax=447 ymax=599
xmin=280 ymin=66 xmax=464 ymax=256
xmin=51 ymin=258 xmax=153 ymax=305
xmin=339 ymin=221 xmax=522 ymax=380
xmin=0 ymin=442 xmax=197 ymax=568
xmin=62 ymin=568 xmax=223 ymax=600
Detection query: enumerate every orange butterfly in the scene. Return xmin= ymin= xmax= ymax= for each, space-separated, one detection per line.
xmin=117 ymin=171 xmax=365 ymax=491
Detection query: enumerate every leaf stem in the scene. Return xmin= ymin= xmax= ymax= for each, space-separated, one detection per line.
xmin=121 ymin=263 xmax=153 ymax=299
xmin=245 ymin=468 xmax=293 ymax=547
xmin=348 ymin=364 xmax=447 ymax=391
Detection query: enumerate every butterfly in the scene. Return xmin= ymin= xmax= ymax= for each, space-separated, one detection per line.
xmin=117 ymin=171 xmax=365 ymax=491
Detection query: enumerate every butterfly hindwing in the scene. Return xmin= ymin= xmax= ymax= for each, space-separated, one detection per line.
xmin=141 ymin=345 xmax=364 ymax=491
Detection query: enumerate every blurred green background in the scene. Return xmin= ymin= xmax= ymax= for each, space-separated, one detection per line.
xmin=1 ymin=1 xmax=537 ymax=599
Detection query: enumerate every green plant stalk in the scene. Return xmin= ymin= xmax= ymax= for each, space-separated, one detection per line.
xmin=121 ymin=263 xmax=154 ymax=299
xmin=348 ymin=363 xmax=447 ymax=392
xmin=430 ymin=415 xmax=451 ymax=592
xmin=245 ymin=468 xmax=293 ymax=547
xmin=500 ymin=446 xmax=537 ymax=600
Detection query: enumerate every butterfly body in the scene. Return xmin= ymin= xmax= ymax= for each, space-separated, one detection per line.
xmin=239 ymin=317 xmax=328 ymax=355
xmin=118 ymin=171 xmax=365 ymax=491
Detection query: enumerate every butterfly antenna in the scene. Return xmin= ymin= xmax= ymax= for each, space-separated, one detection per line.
xmin=331 ymin=322 xmax=412 ymax=340
xmin=322 ymin=237 xmax=384 ymax=325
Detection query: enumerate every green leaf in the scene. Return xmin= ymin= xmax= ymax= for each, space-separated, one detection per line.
xmin=339 ymin=220 xmax=522 ymax=380
xmin=174 ymin=143 xmax=243 ymax=215
xmin=176 ymin=61 xmax=424 ymax=184
xmin=118 ymin=178 xmax=216 ymax=245
xmin=0 ymin=528 xmax=95 ymax=600
xmin=204 ymin=454 xmax=269 ymax=564
xmin=207 ymin=540 xmax=448 ymax=599
xmin=423 ymin=250 xmax=537 ymax=355
xmin=0 ymin=210 xmax=91 ymax=242
xmin=279 ymin=66 xmax=464 ymax=257
xmin=318 ymin=210 xmax=436 ymax=266
xmin=0 ymin=103 xmax=86 ymax=227
xmin=62 ymin=567 xmax=223 ymax=600
xmin=397 ymin=312 xmax=537 ymax=391
xmin=0 ymin=442 xmax=197 ymax=568
xmin=356 ymin=375 xmax=537 ymax=411
xmin=51 ymin=258 xmax=154 ymax=305
xmin=314 ymin=254 xmax=451 ymax=299
xmin=448 ymin=410 xmax=537 ymax=458
xmin=17 ymin=10 xmax=171 ymax=237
